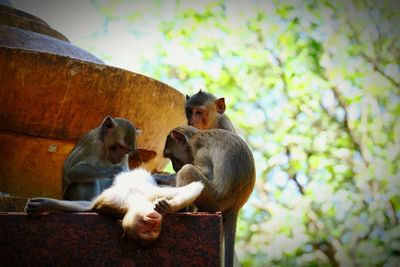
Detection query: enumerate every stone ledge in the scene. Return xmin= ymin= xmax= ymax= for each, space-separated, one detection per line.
xmin=0 ymin=210 xmax=222 ymax=266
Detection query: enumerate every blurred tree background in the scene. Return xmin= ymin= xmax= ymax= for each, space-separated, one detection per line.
xmin=14 ymin=0 xmax=400 ymax=266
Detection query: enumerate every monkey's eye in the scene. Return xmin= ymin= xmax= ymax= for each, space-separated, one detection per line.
xmin=194 ymin=110 xmax=203 ymax=116
xmin=110 ymin=145 xmax=117 ymax=151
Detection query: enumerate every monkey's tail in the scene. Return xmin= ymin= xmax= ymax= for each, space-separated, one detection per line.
xmin=223 ymin=209 xmax=238 ymax=267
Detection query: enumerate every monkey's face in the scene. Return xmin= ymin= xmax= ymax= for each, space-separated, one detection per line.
xmin=122 ymin=210 xmax=162 ymax=242
xmin=186 ymin=106 xmax=211 ymax=130
xmin=163 ymin=127 xmax=196 ymax=172
xmin=100 ymin=117 xmax=137 ymax=164
xmin=164 ymin=138 xmax=191 ymax=172
xmin=108 ymin=142 xmax=132 ymax=164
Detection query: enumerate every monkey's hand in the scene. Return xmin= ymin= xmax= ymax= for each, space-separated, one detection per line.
xmin=154 ymin=198 xmax=173 ymax=215
xmin=152 ymin=173 xmax=177 ymax=186
xmin=25 ymin=197 xmax=57 ymax=215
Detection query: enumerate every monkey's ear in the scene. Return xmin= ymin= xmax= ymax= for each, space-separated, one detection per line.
xmin=128 ymin=149 xmax=156 ymax=168
xmin=215 ymin=98 xmax=226 ymax=114
xmin=171 ymin=130 xmax=189 ymax=144
xmin=101 ymin=116 xmax=116 ymax=130
xmin=137 ymin=149 xmax=157 ymax=162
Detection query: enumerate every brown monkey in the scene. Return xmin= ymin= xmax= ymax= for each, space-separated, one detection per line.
xmin=62 ymin=116 xmax=138 ymax=201
xmin=154 ymin=126 xmax=256 ymax=267
xmin=26 ymin=168 xmax=204 ymax=242
xmin=185 ymin=90 xmax=236 ymax=132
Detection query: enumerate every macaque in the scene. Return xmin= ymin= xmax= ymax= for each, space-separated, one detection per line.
xmin=62 ymin=116 xmax=139 ymax=201
xmin=26 ymin=168 xmax=204 ymax=242
xmin=155 ymin=90 xmax=236 ymax=187
xmin=156 ymin=126 xmax=256 ymax=267
xmin=185 ymin=90 xmax=236 ymax=132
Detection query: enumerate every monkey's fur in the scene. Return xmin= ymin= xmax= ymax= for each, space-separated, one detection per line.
xmin=26 ymin=168 xmax=204 ymax=241
xmin=62 ymin=116 xmax=138 ymax=200
xmin=185 ymin=90 xmax=236 ymax=132
xmin=159 ymin=125 xmax=256 ymax=267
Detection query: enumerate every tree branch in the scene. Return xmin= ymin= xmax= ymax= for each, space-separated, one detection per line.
xmin=347 ymin=21 xmax=399 ymax=89
xmin=313 ymin=241 xmax=340 ymax=267
xmin=329 ymin=86 xmax=365 ymax=158
xmin=360 ymin=53 xmax=400 ymax=88
xmin=285 ymin=148 xmax=305 ymax=195
xmin=389 ymin=199 xmax=399 ymax=225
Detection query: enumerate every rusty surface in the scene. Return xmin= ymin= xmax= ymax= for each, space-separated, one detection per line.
xmin=0 ymin=3 xmax=69 ymax=41
xmin=0 ymin=212 xmax=222 ymax=267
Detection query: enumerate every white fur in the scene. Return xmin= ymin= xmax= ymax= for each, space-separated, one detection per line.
xmin=94 ymin=167 xmax=204 ymax=215
xmin=112 ymin=168 xmax=156 ymax=191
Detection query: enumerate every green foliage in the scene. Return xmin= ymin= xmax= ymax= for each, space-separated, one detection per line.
xmin=90 ymin=0 xmax=399 ymax=266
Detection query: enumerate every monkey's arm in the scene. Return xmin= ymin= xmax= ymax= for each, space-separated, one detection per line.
xmin=154 ymin=164 xmax=220 ymax=214
xmin=161 ymin=163 xmax=234 ymax=213
xmin=25 ymin=197 xmax=92 ymax=215
xmin=154 ymin=181 xmax=204 ymax=214
xmin=67 ymin=162 xmax=126 ymax=182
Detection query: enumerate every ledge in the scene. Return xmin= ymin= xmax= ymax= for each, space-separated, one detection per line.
xmin=0 ymin=198 xmax=222 ymax=266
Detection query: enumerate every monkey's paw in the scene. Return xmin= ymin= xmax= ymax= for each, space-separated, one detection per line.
xmin=154 ymin=198 xmax=173 ymax=215
xmin=25 ymin=197 xmax=55 ymax=215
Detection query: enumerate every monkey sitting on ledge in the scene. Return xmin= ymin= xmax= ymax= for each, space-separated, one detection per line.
xmin=62 ymin=115 xmax=138 ymax=201
xmin=61 ymin=115 xmax=156 ymax=201
xmin=26 ymin=168 xmax=204 ymax=242
xmin=156 ymin=125 xmax=256 ymax=267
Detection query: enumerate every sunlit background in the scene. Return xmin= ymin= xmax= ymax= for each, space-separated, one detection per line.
xmin=10 ymin=0 xmax=400 ymax=266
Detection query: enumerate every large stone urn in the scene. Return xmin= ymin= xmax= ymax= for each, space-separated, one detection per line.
xmin=0 ymin=3 xmax=185 ymax=198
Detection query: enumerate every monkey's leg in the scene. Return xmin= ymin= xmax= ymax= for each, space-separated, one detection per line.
xmin=155 ymin=164 xmax=220 ymax=214
xmin=25 ymin=197 xmax=92 ymax=215
xmin=152 ymin=172 xmax=177 ymax=186
xmin=176 ymin=164 xmax=220 ymax=208
xmin=154 ymin=181 xmax=204 ymax=214
xmin=174 ymin=164 xmax=239 ymax=267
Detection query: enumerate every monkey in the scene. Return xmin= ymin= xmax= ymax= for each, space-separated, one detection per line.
xmin=154 ymin=90 xmax=238 ymax=187
xmin=154 ymin=125 xmax=256 ymax=267
xmin=185 ymin=90 xmax=236 ymax=132
xmin=62 ymin=116 xmax=139 ymax=201
xmin=25 ymin=168 xmax=204 ymax=242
